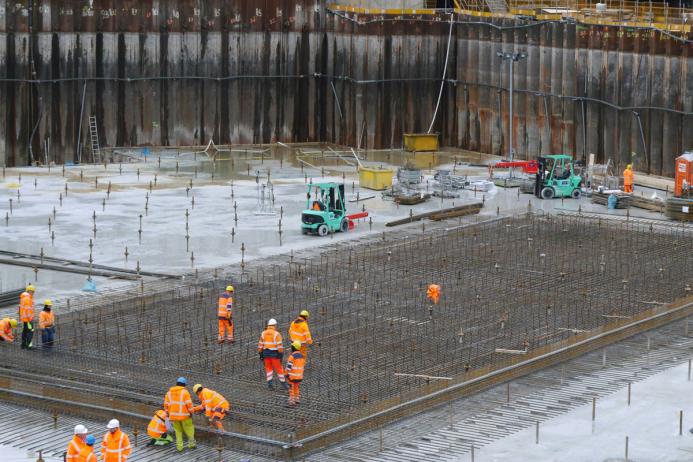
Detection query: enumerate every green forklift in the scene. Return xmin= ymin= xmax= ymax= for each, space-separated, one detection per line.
xmin=301 ymin=182 xmax=349 ymax=236
xmin=534 ymin=154 xmax=583 ymax=200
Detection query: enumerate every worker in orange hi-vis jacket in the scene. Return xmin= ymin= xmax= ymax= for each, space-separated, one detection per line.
xmin=217 ymin=285 xmax=235 ymax=344
xmin=192 ymin=384 xmax=230 ymax=430
xmin=258 ymin=318 xmax=289 ymax=391
xmin=286 ymin=341 xmax=306 ymax=407
xmin=101 ymin=419 xmax=131 ymax=462
xmin=427 ymin=284 xmax=441 ymax=305
xmin=289 ymin=310 xmax=313 ymax=358
xmin=65 ymin=425 xmax=89 ymax=462
xmin=19 ymin=284 xmax=35 ymax=349
xmin=623 ymin=164 xmax=634 ymax=193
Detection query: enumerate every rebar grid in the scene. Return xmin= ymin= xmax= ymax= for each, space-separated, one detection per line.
xmin=9 ymin=213 xmax=692 ymax=441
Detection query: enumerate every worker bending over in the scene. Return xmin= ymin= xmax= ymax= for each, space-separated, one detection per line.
xmin=193 ymin=384 xmax=230 ymax=430
xmin=623 ymin=164 xmax=634 ymax=193
xmin=0 ymin=318 xmax=17 ymax=342
xmin=286 ymin=341 xmax=306 ymax=407
xmin=65 ymin=425 xmax=89 ymax=462
xmin=258 ymin=318 xmax=289 ymax=390
xmin=427 ymin=284 xmax=441 ymax=305
xmin=79 ymin=435 xmax=97 ymax=462
xmin=164 ymin=377 xmax=196 ymax=452
xmin=39 ymin=299 xmax=55 ymax=349
xmin=289 ymin=310 xmax=313 ymax=358
xmin=147 ymin=409 xmax=173 ymax=446
xmin=101 ymin=419 xmax=131 ymax=462
xmin=217 ymin=285 xmax=235 ymax=344
xmin=19 ymin=284 xmax=35 ymax=349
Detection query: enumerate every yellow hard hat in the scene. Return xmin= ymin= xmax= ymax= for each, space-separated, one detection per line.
xmin=25 ymin=284 xmax=35 ymax=293
xmin=300 ymin=310 xmax=309 ymax=318
xmin=291 ymin=341 xmax=302 ymax=350
xmin=626 ymin=164 xmax=632 ymax=169
xmin=9 ymin=319 xmax=17 ymax=328
xmin=44 ymin=299 xmax=52 ymax=307
xmin=193 ymin=384 xmax=203 ymax=394
xmin=226 ymin=285 xmax=234 ymax=292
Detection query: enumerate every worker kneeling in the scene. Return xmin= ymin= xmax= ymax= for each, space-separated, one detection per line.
xmin=193 ymin=384 xmax=230 ymax=431
xmin=286 ymin=341 xmax=306 ymax=407
xmin=427 ymin=284 xmax=441 ymax=305
xmin=258 ymin=318 xmax=289 ymax=390
xmin=0 ymin=318 xmax=18 ymax=343
xmin=147 ymin=409 xmax=173 ymax=446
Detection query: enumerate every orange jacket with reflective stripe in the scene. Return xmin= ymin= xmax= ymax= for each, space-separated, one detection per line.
xmin=287 ymin=351 xmax=305 ymax=381
xmin=66 ymin=436 xmax=87 ymax=462
xmin=101 ymin=429 xmax=131 ymax=462
xmin=78 ymin=445 xmax=97 ymax=462
xmin=258 ymin=327 xmax=284 ymax=353
xmin=289 ymin=317 xmax=312 ymax=345
xmin=39 ymin=311 xmax=55 ymax=329
xmin=217 ymin=293 xmax=233 ymax=319
xmin=147 ymin=410 xmax=168 ymax=438
xmin=623 ymin=168 xmax=634 ymax=185
xmin=193 ymin=388 xmax=230 ymax=416
xmin=0 ymin=318 xmax=14 ymax=342
xmin=164 ymin=386 xmax=194 ymax=421
xmin=19 ymin=292 xmax=34 ymax=322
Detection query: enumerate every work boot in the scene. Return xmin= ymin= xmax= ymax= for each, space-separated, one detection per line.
xmin=280 ymin=380 xmax=289 ymax=390
xmin=217 ymin=338 xmax=224 ymax=344
xmin=228 ymin=338 xmax=235 ymax=344
xmin=267 ymin=380 xmax=274 ymax=390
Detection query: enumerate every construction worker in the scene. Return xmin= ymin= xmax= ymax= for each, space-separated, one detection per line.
xmin=289 ymin=310 xmax=313 ymax=358
xmin=623 ymin=164 xmax=634 ymax=193
xmin=147 ymin=409 xmax=173 ymax=446
xmin=217 ymin=286 xmax=235 ymax=344
xmin=101 ymin=419 xmax=131 ymax=462
xmin=0 ymin=318 xmax=17 ymax=342
xmin=286 ymin=341 xmax=306 ymax=407
xmin=163 ymin=377 xmax=196 ymax=452
xmin=39 ymin=299 xmax=55 ymax=349
xmin=258 ymin=318 xmax=289 ymax=390
xmin=78 ymin=435 xmax=98 ymax=462
xmin=192 ymin=384 xmax=230 ymax=431
xmin=65 ymin=424 xmax=89 ymax=462
xmin=427 ymin=284 xmax=441 ymax=305
xmin=19 ymin=284 xmax=35 ymax=349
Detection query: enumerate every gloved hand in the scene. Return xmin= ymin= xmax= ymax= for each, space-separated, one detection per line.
xmin=259 ymin=351 xmax=264 ymax=360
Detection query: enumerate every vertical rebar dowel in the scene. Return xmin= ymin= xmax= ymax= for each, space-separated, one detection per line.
xmin=470 ymin=444 xmax=474 ymax=462
xmin=625 ymin=436 xmax=629 ymax=461
xmin=680 ymin=410 xmax=683 ymax=436
xmin=592 ymin=397 xmax=596 ymax=421
xmin=688 ymin=359 xmax=691 ymax=382
xmin=506 ymin=382 xmax=510 ymax=403
xmin=535 ymin=421 xmax=539 ymax=444
xmin=627 ymin=382 xmax=631 ymax=406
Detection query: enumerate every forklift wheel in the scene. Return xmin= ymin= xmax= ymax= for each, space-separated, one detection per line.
xmin=571 ymin=189 xmax=581 ymax=199
xmin=340 ymin=219 xmax=349 ymax=233
xmin=540 ymin=187 xmax=555 ymax=200
xmin=317 ymin=224 xmax=328 ymax=237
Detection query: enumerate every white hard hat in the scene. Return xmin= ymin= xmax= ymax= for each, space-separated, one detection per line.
xmin=107 ymin=419 xmax=120 ymax=429
xmin=267 ymin=318 xmax=277 ymax=326
xmin=74 ymin=424 xmax=88 ymax=435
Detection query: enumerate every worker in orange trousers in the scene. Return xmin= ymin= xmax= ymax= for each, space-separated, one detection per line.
xmin=286 ymin=341 xmax=306 ymax=407
xmin=427 ymin=284 xmax=441 ymax=305
xmin=258 ymin=318 xmax=289 ymax=390
xmin=217 ymin=285 xmax=235 ymax=343
xmin=101 ymin=419 xmax=131 ymax=462
xmin=289 ymin=310 xmax=313 ymax=358
xmin=19 ymin=284 xmax=35 ymax=349
xmin=192 ymin=384 xmax=230 ymax=430
xmin=623 ymin=164 xmax=634 ymax=193
xmin=0 ymin=318 xmax=18 ymax=342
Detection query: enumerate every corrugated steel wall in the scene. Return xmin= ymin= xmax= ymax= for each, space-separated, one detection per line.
xmin=1 ymin=1 xmax=691 ymax=176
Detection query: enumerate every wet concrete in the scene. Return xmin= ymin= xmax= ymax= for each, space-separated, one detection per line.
xmin=0 ymin=2 xmax=690 ymax=176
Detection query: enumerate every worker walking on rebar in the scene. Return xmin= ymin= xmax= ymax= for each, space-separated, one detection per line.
xmin=0 ymin=318 xmax=17 ymax=343
xmin=78 ymin=435 xmax=98 ymax=462
xmin=164 ymin=377 xmax=196 ymax=452
xmin=427 ymin=284 xmax=441 ymax=305
xmin=19 ymin=284 xmax=35 ymax=349
xmin=101 ymin=419 xmax=131 ymax=462
xmin=39 ymin=299 xmax=55 ymax=349
xmin=217 ymin=285 xmax=235 ymax=344
xmin=286 ymin=341 xmax=306 ymax=407
xmin=65 ymin=424 xmax=89 ymax=462
xmin=192 ymin=384 xmax=230 ymax=431
xmin=146 ymin=409 xmax=173 ymax=446
xmin=258 ymin=318 xmax=289 ymax=390
xmin=289 ymin=310 xmax=313 ymax=358
xmin=623 ymin=164 xmax=634 ymax=193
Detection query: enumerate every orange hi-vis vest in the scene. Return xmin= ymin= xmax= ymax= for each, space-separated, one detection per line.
xmin=79 ymin=445 xmax=97 ymax=462
xmin=289 ymin=317 xmax=312 ymax=345
xmin=217 ymin=293 xmax=233 ymax=319
xmin=258 ymin=327 xmax=284 ymax=355
xmin=287 ymin=351 xmax=305 ymax=381
xmin=147 ymin=410 xmax=168 ymax=438
xmin=623 ymin=168 xmax=634 ymax=185
xmin=39 ymin=311 xmax=55 ymax=329
xmin=195 ymin=388 xmax=230 ymax=417
xmin=164 ymin=386 xmax=194 ymax=421
xmin=102 ymin=429 xmax=131 ymax=462
xmin=0 ymin=318 xmax=14 ymax=341
xmin=66 ymin=436 xmax=87 ymax=462
xmin=19 ymin=292 xmax=34 ymax=322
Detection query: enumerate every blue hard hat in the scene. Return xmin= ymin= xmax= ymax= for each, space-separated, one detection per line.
xmin=86 ymin=435 xmax=95 ymax=446
xmin=177 ymin=377 xmax=187 ymax=385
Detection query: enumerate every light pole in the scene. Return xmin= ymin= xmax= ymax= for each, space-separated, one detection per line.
xmin=497 ymin=51 xmax=527 ymax=178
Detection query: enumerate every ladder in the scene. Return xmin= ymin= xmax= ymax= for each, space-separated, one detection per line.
xmin=484 ymin=0 xmax=509 ymax=13
xmin=88 ymin=115 xmax=102 ymax=164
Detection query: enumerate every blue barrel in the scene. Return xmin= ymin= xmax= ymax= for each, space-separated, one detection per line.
xmin=607 ymin=194 xmax=618 ymax=209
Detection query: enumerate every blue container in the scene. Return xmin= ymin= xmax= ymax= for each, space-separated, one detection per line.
xmin=607 ymin=194 xmax=618 ymax=209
